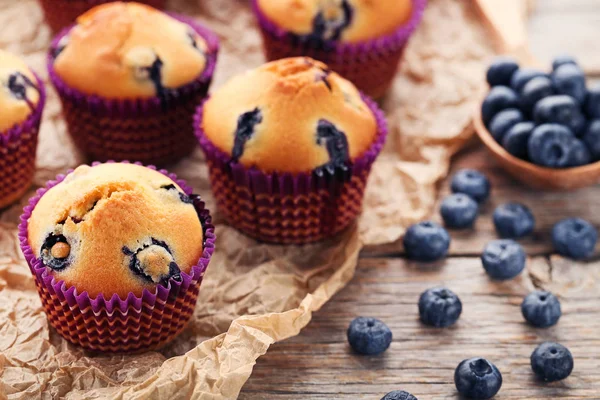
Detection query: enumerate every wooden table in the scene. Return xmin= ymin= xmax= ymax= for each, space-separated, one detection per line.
xmin=240 ymin=2 xmax=600 ymax=398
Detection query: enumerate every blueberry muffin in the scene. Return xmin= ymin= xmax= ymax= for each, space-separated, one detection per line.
xmin=0 ymin=49 xmax=45 ymax=209
xmin=196 ymin=57 xmax=387 ymax=243
xmin=27 ymin=163 xmax=204 ymax=298
xmin=39 ymin=0 xmax=166 ymax=33
xmin=48 ymin=2 xmax=219 ymax=165
xmin=252 ymin=0 xmax=427 ymax=98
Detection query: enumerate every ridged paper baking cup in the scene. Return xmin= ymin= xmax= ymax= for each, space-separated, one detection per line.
xmin=39 ymin=0 xmax=167 ymax=32
xmin=252 ymin=0 xmax=427 ymax=99
xmin=0 ymin=73 xmax=45 ymax=209
xmin=194 ymin=95 xmax=387 ymax=244
xmin=18 ymin=161 xmax=216 ymax=353
xmin=47 ymin=14 xmax=219 ymax=166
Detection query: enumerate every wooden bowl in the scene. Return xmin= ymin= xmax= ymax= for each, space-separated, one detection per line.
xmin=474 ymin=107 xmax=600 ymax=190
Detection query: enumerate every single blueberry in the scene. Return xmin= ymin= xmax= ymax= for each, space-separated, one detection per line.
xmin=520 ymin=76 xmax=554 ymax=115
xmin=450 ymin=169 xmax=491 ymax=203
xmin=528 ymin=124 xmax=576 ymax=168
xmin=403 ymin=221 xmax=450 ymax=262
xmin=585 ymin=85 xmax=600 ymax=119
xmin=122 ymin=239 xmax=181 ymax=286
xmin=40 ymin=233 xmax=71 ymax=271
xmin=481 ymin=240 xmax=526 ymax=280
xmin=486 ymin=57 xmax=519 ymax=87
xmin=347 ymin=317 xmax=392 ymax=355
xmin=315 ymin=119 xmax=350 ymax=175
xmin=418 ymin=287 xmax=462 ymax=328
xmin=552 ymin=55 xmax=578 ymax=71
xmin=454 ymin=358 xmax=502 ymax=400
xmin=531 ymin=342 xmax=574 ymax=382
xmin=567 ymin=139 xmax=592 ymax=167
xmin=493 ymin=203 xmax=535 ymax=239
xmin=502 ymin=121 xmax=535 ymax=160
xmin=521 ymin=290 xmax=561 ymax=328
xmin=440 ymin=193 xmax=479 ymax=229
xmin=488 ymin=108 xmax=524 ymax=142
xmin=533 ymin=95 xmax=586 ymax=136
xmin=481 ymin=86 xmax=519 ymax=125
xmin=582 ymin=119 xmax=600 ymax=160
xmin=552 ymin=218 xmax=598 ymax=260
xmin=232 ymin=108 xmax=263 ymax=161
xmin=552 ymin=63 xmax=586 ymax=104
xmin=381 ymin=391 xmax=418 ymax=400
xmin=309 ymin=0 xmax=353 ymax=42
xmin=510 ymin=68 xmax=547 ymax=93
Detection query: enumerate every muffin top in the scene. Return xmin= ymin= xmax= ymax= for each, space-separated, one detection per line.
xmin=0 ymin=50 xmax=40 ymax=132
xmin=202 ymin=57 xmax=377 ymax=173
xmin=28 ymin=163 xmax=204 ymax=298
xmin=52 ymin=2 xmax=208 ymax=99
xmin=257 ymin=0 xmax=413 ymax=43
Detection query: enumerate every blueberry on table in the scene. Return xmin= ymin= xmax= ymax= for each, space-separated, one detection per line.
xmin=552 ymin=55 xmax=578 ymax=71
xmin=493 ymin=203 xmax=535 ymax=239
xmin=488 ymin=108 xmax=524 ymax=142
xmin=552 ymin=218 xmax=598 ymax=260
xmin=481 ymin=239 xmax=526 ymax=280
xmin=440 ymin=193 xmax=478 ymax=229
xmin=403 ymin=221 xmax=450 ymax=262
xmin=481 ymin=86 xmax=519 ymax=125
xmin=552 ymin=63 xmax=586 ymax=104
xmin=528 ymin=124 xmax=576 ymax=168
xmin=418 ymin=287 xmax=462 ymax=328
xmin=521 ymin=290 xmax=561 ymax=328
xmin=520 ymin=76 xmax=554 ymax=115
xmin=450 ymin=169 xmax=491 ymax=203
xmin=567 ymin=139 xmax=592 ymax=167
xmin=381 ymin=390 xmax=418 ymax=400
xmin=583 ymin=120 xmax=600 ymax=160
xmin=585 ymin=85 xmax=600 ymax=118
xmin=531 ymin=342 xmax=574 ymax=382
xmin=510 ymin=68 xmax=547 ymax=93
xmin=454 ymin=358 xmax=502 ymax=399
xmin=502 ymin=121 xmax=535 ymax=160
xmin=347 ymin=317 xmax=392 ymax=355
xmin=486 ymin=57 xmax=519 ymax=87
xmin=533 ymin=95 xmax=586 ymax=136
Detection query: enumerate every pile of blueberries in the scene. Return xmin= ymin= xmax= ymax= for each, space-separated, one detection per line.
xmin=347 ymin=169 xmax=598 ymax=400
xmin=482 ymin=55 xmax=600 ymax=168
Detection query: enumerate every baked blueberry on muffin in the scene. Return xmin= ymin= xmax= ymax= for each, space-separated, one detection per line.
xmin=28 ymin=163 xmax=204 ymax=298
xmin=21 ymin=162 xmax=215 ymax=352
xmin=196 ymin=57 xmax=387 ymax=244
xmin=38 ymin=0 xmax=166 ymax=33
xmin=48 ymin=2 xmax=219 ymax=165
xmin=0 ymin=49 xmax=45 ymax=209
xmin=252 ymin=0 xmax=426 ymax=98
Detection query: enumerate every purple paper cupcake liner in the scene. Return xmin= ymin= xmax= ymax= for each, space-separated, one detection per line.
xmin=194 ymin=93 xmax=388 ymax=244
xmin=18 ymin=161 xmax=216 ymax=352
xmin=47 ymin=14 xmax=219 ymax=165
xmin=252 ymin=0 xmax=427 ymax=98
xmin=0 ymin=72 xmax=46 ymax=209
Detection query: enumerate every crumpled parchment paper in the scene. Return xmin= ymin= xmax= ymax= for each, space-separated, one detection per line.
xmin=0 ymin=0 xmax=504 ymax=398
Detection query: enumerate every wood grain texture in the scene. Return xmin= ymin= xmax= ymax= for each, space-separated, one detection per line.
xmin=240 ymin=3 xmax=600 ymax=395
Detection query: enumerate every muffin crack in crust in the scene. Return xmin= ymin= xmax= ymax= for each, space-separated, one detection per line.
xmin=28 ymin=163 xmax=204 ymax=298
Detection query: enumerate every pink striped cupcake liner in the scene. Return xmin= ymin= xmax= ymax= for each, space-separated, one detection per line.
xmin=194 ymin=94 xmax=388 ymax=244
xmin=47 ymin=14 xmax=219 ymax=167
xmin=0 ymin=72 xmax=45 ymax=209
xmin=251 ymin=0 xmax=427 ymax=99
xmin=18 ymin=161 xmax=216 ymax=352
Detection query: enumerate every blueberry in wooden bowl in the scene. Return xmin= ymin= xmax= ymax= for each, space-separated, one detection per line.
xmin=474 ymin=55 xmax=600 ymax=190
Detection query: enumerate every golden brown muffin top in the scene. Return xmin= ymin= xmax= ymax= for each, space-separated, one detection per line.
xmin=0 ymin=50 xmax=40 ymax=132
xmin=28 ymin=163 xmax=204 ymax=298
xmin=257 ymin=0 xmax=413 ymax=43
xmin=202 ymin=57 xmax=377 ymax=173
xmin=53 ymin=2 xmax=207 ymax=99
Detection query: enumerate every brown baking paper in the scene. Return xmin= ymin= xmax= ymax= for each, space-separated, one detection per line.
xmin=1 ymin=0 xmax=503 ymax=398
